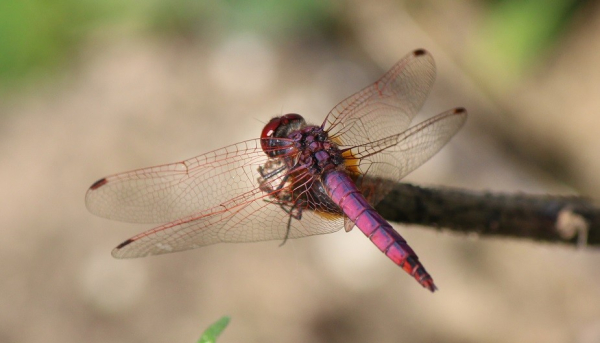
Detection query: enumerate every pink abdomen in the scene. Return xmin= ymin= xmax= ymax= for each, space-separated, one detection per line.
xmin=324 ymin=171 xmax=437 ymax=292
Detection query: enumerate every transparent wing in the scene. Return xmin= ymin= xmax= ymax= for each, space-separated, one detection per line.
xmin=86 ymin=138 xmax=345 ymax=258
xmin=86 ymin=139 xmax=273 ymax=224
xmin=323 ymin=49 xmax=436 ymax=149
xmin=111 ymin=191 xmax=343 ymax=258
xmin=348 ymin=108 xmax=467 ymax=206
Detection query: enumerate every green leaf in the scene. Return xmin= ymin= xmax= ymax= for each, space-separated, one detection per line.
xmin=197 ymin=316 xmax=231 ymax=343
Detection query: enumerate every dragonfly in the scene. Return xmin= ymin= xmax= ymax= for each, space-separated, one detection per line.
xmin=86 ymin=49 xmax=467 ymax=292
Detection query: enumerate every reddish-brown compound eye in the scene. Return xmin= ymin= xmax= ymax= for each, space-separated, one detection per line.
xmin=260 ymin=113 xmax=305 ymax=156
xmin=260 ymin=117 xmax=282 ymax=154
xmin=279 ymin=113 xmax=303 ymax=125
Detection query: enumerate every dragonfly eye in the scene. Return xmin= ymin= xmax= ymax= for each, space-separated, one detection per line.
xmin=280 ymin=113 xmax=304 ymax=126
xmin=260 ymin=113 xmax=306 ymax=156
xmin=260 ymin=117 xmax=283 ymax=156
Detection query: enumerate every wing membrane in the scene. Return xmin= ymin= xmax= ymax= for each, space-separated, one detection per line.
xmin=324 ymin=49 xmax=436 ymax=149
xmin=86 ymin=139 xmax=270 ymax=224
xmin=348 ymin=108 xmax=467 ymax=205
xmin=111 ymin=195 xmax=343 ymax=258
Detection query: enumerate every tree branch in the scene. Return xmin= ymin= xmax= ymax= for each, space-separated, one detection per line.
xmin=375 ymin=183 xmax=600 ymax=247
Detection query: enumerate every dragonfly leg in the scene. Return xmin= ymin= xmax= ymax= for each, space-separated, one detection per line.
xmin=258 ymin=165 xmax=286 ymax=180
xmin=260 ymin=172 xmax=291 ymax=204
xmin=258 ymin=162 xmax=306 ymax=246
xmin=279 ymin=200 xmax=304 ymax=246
xmin=258 ymin=165 xmax=290 ymax=196
xmin=279 ymin=215 xmax=293 ymax=247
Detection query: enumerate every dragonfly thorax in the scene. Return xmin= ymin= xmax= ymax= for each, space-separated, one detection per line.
xmin=291 ymin=126 xmax=344 ymax=176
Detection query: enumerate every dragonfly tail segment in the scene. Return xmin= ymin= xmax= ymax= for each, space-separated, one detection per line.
xmin=324 ymin=171 xmax=437 ymax=292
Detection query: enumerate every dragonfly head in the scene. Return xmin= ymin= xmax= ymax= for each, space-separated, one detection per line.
xmin=261 ymin=113 xmax=306 ymax=157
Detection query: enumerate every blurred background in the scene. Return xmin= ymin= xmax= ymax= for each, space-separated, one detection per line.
xmin=1 ymin=0 xmax=600 ymax=342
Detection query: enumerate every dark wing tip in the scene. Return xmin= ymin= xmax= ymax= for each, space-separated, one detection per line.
xmin=453 ymin=107 xmax=467 ymax=114
xmin=115 ymin=238 xmax=134 ymax=250
xmin=89 ymin=178 xmax=108 ymax=190
xmin=413 ymin=49 xmax=428 ymax=56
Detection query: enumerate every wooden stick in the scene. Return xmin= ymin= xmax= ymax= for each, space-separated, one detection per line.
xmin=376 ymin=183 xmax=599 ymax=247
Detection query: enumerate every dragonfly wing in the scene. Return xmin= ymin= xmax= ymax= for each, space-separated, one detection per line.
xmin=112 ymin=189 xmax=344 ymax=258
xmin=85 ymin=139 xmax=271 ymax=224
xmin=323 ymin=49 xmax=436 ymax=148
xmin=348 ymin=108 xmax=467 ymax=206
